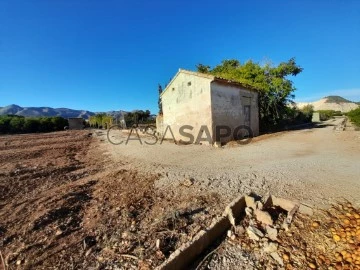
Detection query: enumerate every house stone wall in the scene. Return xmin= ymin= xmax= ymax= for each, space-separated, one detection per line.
xmin=160 ymin=72 xmax=213 ymax=143
xmin=210 ymin=81 xmax=259 ymax=142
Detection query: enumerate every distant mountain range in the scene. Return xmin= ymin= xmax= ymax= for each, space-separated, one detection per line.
xmin=0 ymin=104 xmax=127 ymax=119
xmin=296 ymin=96 xmax=359 ymax=112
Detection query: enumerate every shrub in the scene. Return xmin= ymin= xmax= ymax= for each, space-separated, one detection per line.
xmin=347 ymin=107 xmax=360 ymax=127
xmin=0 ymin=115 xmax=69 ymax=134
xmin=317 ymin=110 xmax=337 ymax=121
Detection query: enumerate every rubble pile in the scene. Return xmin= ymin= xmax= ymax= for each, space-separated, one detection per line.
xmin=218 ymin=196 xmax=360 ymax=270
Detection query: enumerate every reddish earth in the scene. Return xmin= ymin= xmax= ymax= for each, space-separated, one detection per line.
xmin=0 ymin=131 xmax=220 ymax=269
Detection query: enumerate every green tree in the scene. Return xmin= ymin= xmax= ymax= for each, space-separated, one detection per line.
xmin=9 ymin=116 xmax=25 ymax=133
xmin=300 ymin=105 xmax=314 ymax=122
xmin=196 ymin=64 xmax=210 ymax=73
xmin=197 ymin=58 xmax=303 ymax=131
xmin=158 ymin=84 xmax=163 ymax=115
xmin=24 ymin=118 xmax=39 ymax=133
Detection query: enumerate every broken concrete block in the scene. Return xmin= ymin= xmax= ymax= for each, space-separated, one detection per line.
xmin=255 ymin=209 xmax=273 ymax=226
xmin=265 ymin=225 xmax=278 ymax=241
xmin=271 ymin=196 xmax=298 ymax=212
xmin=261 ymin=193 xmax=273 ymax=209
xmin=245 ymin=195 xmax=256 ymax=209
xmin=247 ymin=226 xmax=264 ymax=241
xmin=223 ymin=196 xmax=246 ymax=227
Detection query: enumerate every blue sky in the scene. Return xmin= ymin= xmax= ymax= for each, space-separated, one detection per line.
xmin=1 ymin=0 xmax=359 ymax=113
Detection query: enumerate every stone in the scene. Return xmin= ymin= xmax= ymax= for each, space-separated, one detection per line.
xmin=245 ymin=195 xmax=256 ymax=209
xmin=270 ymin=251 xmax=284 ymax=266
xmin=255 ymin=209 xmax=273 ymax=226
xmin=16 ymin=260 xmax=22 ymax=265
xmin=247 ymin=226 xmax=264 ymax=241
xmin=256 ymin=201 xmax=264 ymax=210
xmin=213 ymin=141 xmax=222 ymax=148
xmin=235 ymin=225 xmax=245 ymax=236
xmin=265 ymin=225 xmax=278 ymax=241
xmin=287 ymin=203 xmax=299 ymax=222
xmin=182 ymin=178 xmax=194 ymax=187
xmin=263 ymin=242 xmax=278 ymax=253
xmin=156 ymin=239 xmax=160 ymax=249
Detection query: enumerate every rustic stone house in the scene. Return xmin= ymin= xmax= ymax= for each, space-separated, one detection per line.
xmin=157 ymin=69 xmax=259 ymax=144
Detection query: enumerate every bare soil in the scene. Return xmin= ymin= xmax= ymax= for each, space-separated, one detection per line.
xmin=0 ymin=117 xmax=359 ymax=269
xmin=0 ymin=131 xmax=221 ymax=269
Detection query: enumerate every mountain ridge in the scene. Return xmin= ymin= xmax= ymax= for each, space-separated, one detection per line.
xmin=0 ymin=104 xmax=126 ymax=119
xmin=296 ymin=96 xmax=359 ymax=112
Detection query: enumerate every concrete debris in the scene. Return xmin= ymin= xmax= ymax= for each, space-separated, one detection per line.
xmin=247 ymin=225 xmax=264 ymax=241
xmin=245 ymin=207 xmax=253 ymax=216
xmin=271 ymin=195 xmax=298 ymax=212
xmin=261 ymin=193 xmax=272 ymax=209
xmin=235 ymin=225 xmax=245 ymax=236
xmin=255 ymin=201 xmax=264 ymax=210
xmin=254 ymin=209 xmax=273 ymax=226
xmin=265 ymin=225 xmax=278 ymax=241
xmin=263 ymin=242 xmax=278 ymax=253
xmin=245 ymin=195 xmax=256 ymax=209
xmin=159 ymin=193 xmax=300 ymax=269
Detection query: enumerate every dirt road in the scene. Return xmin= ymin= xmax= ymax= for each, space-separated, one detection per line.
xmin=104 ymin=117 xmax=360 ymax=207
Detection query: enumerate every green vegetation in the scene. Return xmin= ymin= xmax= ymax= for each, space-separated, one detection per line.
xmin=196 ymin=58 xmax=303 ymax=131
xmin=316 ymin=110 xmax=343 ymax=121
xmin=89 ymin=110 xmax=153 ymax=129
xmin=325 ymin=96 xmax=352 ymax=103
xmin=158 ymin=84 xmax=163 ymax=114
xmin=0 ymin=115 xmax=68 ymax=134
xmin=125 ymin=110 xmax=153 ymax=127
xmin=89 ymin=113 xmax=113 ymax=129
xmin=275 ymin=105 xmax=313 ymax=128
xmin=347 ymin=107 xmax=360 ymax=127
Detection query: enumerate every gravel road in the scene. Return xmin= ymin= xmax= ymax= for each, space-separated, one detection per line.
xmin=102 ymin=117 xmax=360 ymax=208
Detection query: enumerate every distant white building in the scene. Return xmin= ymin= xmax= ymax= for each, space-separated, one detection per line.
xmin=157 ymin=69 xmax=259 ymax=144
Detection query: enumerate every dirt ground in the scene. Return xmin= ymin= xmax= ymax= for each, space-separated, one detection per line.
xmin=0 ymin=117 xmax=359 ymax=269
xmin=105 ymin=117 xmax=360 ymax=208
xmin=0 ymin=131 xmax=222 ymax=269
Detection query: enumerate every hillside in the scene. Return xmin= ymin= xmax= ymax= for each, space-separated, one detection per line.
xmin=296 ymin=96 xmax=359 ymax=112
xmin=0 ymin=104 xmax=95 ymax=119
xmin=324 ymin=95 xmax=353 ymax=103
